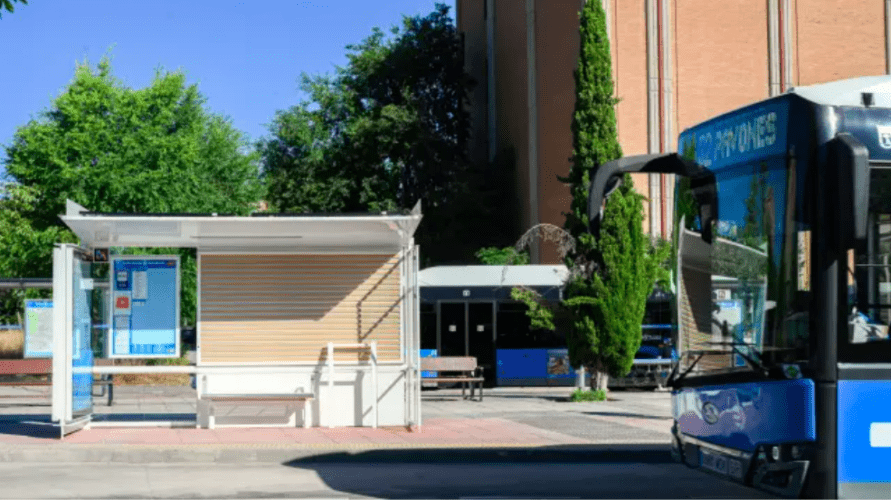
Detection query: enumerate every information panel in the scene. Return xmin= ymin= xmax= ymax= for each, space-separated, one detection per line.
xmin=109 ymin=256 xmax=180 ymax=358
xmin=23 ymin=299 xmax=53 ymax=358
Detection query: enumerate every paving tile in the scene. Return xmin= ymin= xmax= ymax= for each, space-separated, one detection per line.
xmin=209 ymin=428 xmax=291 ymax=443
xmin=278 ymin=429 xmax=337 ymax=444
xmin=175 ymin=429 xmax=221 ymax=444
xmin=317 ymin=428 xmax=374 ymax=444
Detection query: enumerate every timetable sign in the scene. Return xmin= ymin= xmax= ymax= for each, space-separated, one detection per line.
xmin=108 ymin=256 xmax=180 ymax=358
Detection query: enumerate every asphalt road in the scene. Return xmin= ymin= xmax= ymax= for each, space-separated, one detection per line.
xmin=0 ymin=456 xmax=777 ymax=499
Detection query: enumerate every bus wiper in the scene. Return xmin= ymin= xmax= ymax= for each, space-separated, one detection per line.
xmin=667 ymin=350 xmax=705 ymax=388
xmin=704 ymin=341 xmax=770 ymax=377
xmin=667 ymin=342 xmax=771 ymax=388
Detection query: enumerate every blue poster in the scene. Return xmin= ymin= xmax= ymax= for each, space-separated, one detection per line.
xmin=420 ymin=349 xmax=438 ymax=378
xmin=109 ymin=256 xmax=180 ymax=358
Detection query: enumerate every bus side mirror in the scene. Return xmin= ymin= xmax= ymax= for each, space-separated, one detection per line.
xmin=830 ymin=133 xmax=870 ymax=247
xmin=692 ymin=175 xmax=718 ymax=245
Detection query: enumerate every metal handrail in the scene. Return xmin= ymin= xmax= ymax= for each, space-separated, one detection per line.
xmin=326 ymin=341 xmax=378 ymax=429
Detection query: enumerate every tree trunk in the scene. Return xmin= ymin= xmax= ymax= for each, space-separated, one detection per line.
xmin=588 ymin=362 xmax=610 ymax=392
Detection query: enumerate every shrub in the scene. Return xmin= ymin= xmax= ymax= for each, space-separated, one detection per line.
xmin=571 ymin=388 xmax=606 ymax=402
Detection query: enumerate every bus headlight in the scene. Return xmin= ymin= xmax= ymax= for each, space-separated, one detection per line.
xmin=790 ymin=445 xmax=801 ymax=460
xmin=771 ymin=445 xmax=781 ymax=461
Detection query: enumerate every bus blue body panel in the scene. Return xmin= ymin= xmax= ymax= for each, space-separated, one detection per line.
xmin=837 ymin=380 xmax=891 ymax=489
xmin=496 ymin=349 xmax=577 ymax=386
xmin=672 ymin=379 xmax=816 ymax=452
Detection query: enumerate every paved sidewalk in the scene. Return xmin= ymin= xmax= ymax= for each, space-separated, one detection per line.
xmin=0 ymin=385 xmax=673 ymax=462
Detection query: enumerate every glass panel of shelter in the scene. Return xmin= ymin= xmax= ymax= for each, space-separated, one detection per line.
xmin=70 ymin=249 xmax=96 ymax=419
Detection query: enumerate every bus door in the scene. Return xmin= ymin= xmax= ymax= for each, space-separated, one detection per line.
xmin=468 ymin=302 xmax=496 ymax=387
xmin=836 ymin=162 xmax=891 ymax=499
xmin=439 ymin=302 xmax=467 ymax=357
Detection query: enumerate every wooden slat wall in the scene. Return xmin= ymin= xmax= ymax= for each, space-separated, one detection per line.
xmin=199 ymin=254 xmax=402 ymax=363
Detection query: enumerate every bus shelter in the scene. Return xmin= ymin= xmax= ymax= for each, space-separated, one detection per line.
xmin=51 ymin=200 xmax=422 ymax=435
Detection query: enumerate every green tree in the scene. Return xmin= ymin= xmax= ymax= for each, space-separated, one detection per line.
xmin=259 ymin=4 xmax=500 ymax=264
xmin=475 ymin=247 xmax=530 ymax=265
xmin=512 ymin=1 xmax=670 ymax=392
xmin=0 ymin=0 xmax=26 ymax=19
xmin=1 ymin=57 xmax=263 ymax=325
xmin=0 ymin=185 xmax=76 ymax=323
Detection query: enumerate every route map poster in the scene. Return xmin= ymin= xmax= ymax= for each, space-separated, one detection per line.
xmin=23 ymin=299 xmax=53 ymax=358
xmin=109 ymin=256 xmax=180 ymax=358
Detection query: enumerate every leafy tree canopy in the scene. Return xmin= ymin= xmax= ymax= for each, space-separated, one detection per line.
xmin=475 ymin=247 xmax=530 ymax=265
xmin=259 ymin=4 xmax=489 ymax=264
xmin=1 ymin=57 xmax=263 ymax=324
xmin=0 ymin=0 xmax=26 ymax=19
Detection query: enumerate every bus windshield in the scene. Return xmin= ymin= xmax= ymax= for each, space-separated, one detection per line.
xmin=675 ymin=156 xmax=809 ymax=376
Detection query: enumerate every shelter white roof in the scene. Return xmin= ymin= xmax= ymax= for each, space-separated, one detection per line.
xmin=418 ymin=265 xmax=569 ymax=288
xmin=788 ymin=75 xmax=891 ymax=107
xmin=60 ymin=200 xmax=422 ymax=252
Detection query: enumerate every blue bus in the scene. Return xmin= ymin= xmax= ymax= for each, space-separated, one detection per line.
xmin=588 ymin=76 xmax=891 ymax=498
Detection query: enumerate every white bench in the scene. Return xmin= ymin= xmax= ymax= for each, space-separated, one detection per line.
xmin=197 ymin=376 xmax=314 ymax=429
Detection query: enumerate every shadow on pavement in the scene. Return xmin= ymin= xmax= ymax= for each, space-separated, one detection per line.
xmin=282 ymin=443 xmax=776 ymax=499
xmin=0 ymin=413 xmax=196 ymax=439
xmin=284 ymin=443 xmax=673 ymax=465
xmin=0 ymin=414 xmax=57 ymax=438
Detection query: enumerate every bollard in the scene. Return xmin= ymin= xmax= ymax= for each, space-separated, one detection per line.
xmin=575 ymin=366 xmax=586 ymax=389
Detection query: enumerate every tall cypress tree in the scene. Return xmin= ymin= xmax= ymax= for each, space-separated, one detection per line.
xmin=562 ymin=0 xmax=667 ymax=391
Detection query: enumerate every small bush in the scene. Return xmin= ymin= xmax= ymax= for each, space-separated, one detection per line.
xmin=571 ymin=388 xmax=607 ymax=402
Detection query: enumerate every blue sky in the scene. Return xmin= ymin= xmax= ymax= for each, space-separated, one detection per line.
xmin=0 ymin=0 xmax=454 ymax=179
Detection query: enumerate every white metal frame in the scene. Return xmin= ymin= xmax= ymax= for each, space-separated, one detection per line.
xmin=51 ymin=244 xmax=93 ymax=438
xmin=326 ymin=342 xmax=378 ymax=428
xmin=413 ymin=243 xmax=422 ymax=428
xmin=196 ymin=251 xmax=202 ymax=366
xmin=107 ymin=254 xmax=181 ymax=359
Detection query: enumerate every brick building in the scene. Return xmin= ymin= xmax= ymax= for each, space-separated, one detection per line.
xmin=456 ymin=0 xmax=891 ymax=263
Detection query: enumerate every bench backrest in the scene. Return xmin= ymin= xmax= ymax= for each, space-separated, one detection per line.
xmin=0 ymin=359 xmax=51 ymax=375
xmin=421 ymin=356 xmax=477 ymax=372
xmin=0 ymin=357 xmax=115 ymax=375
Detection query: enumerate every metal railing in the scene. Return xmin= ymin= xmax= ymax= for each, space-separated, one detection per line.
xmin=326 ymin=341 xmax=378 ymax=429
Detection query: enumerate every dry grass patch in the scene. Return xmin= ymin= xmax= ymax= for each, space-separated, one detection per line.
xmin=0 ymin=330 xmax=24 ymax=359
xmin=114 ymin=373 xmax=191 ymax=385
xmin=112 ymin=354 xmax=192 ymax=386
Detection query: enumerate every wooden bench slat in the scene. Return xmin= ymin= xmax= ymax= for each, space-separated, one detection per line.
xmin=421 ymin=357 xmax=478 ymax=371
xmin=419 ymin=356 xmax=484 ymax=402
xmin=0 ymin=359 xmax=52 ymax=375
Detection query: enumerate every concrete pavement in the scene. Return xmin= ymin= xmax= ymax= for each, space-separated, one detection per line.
xmin=0 ymin=386 xmax=675 ymax=461
xmin=0 ymin=460 xmax=776 ymax=499
xmin=0 ymin=386 xmax=776 ymax=499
